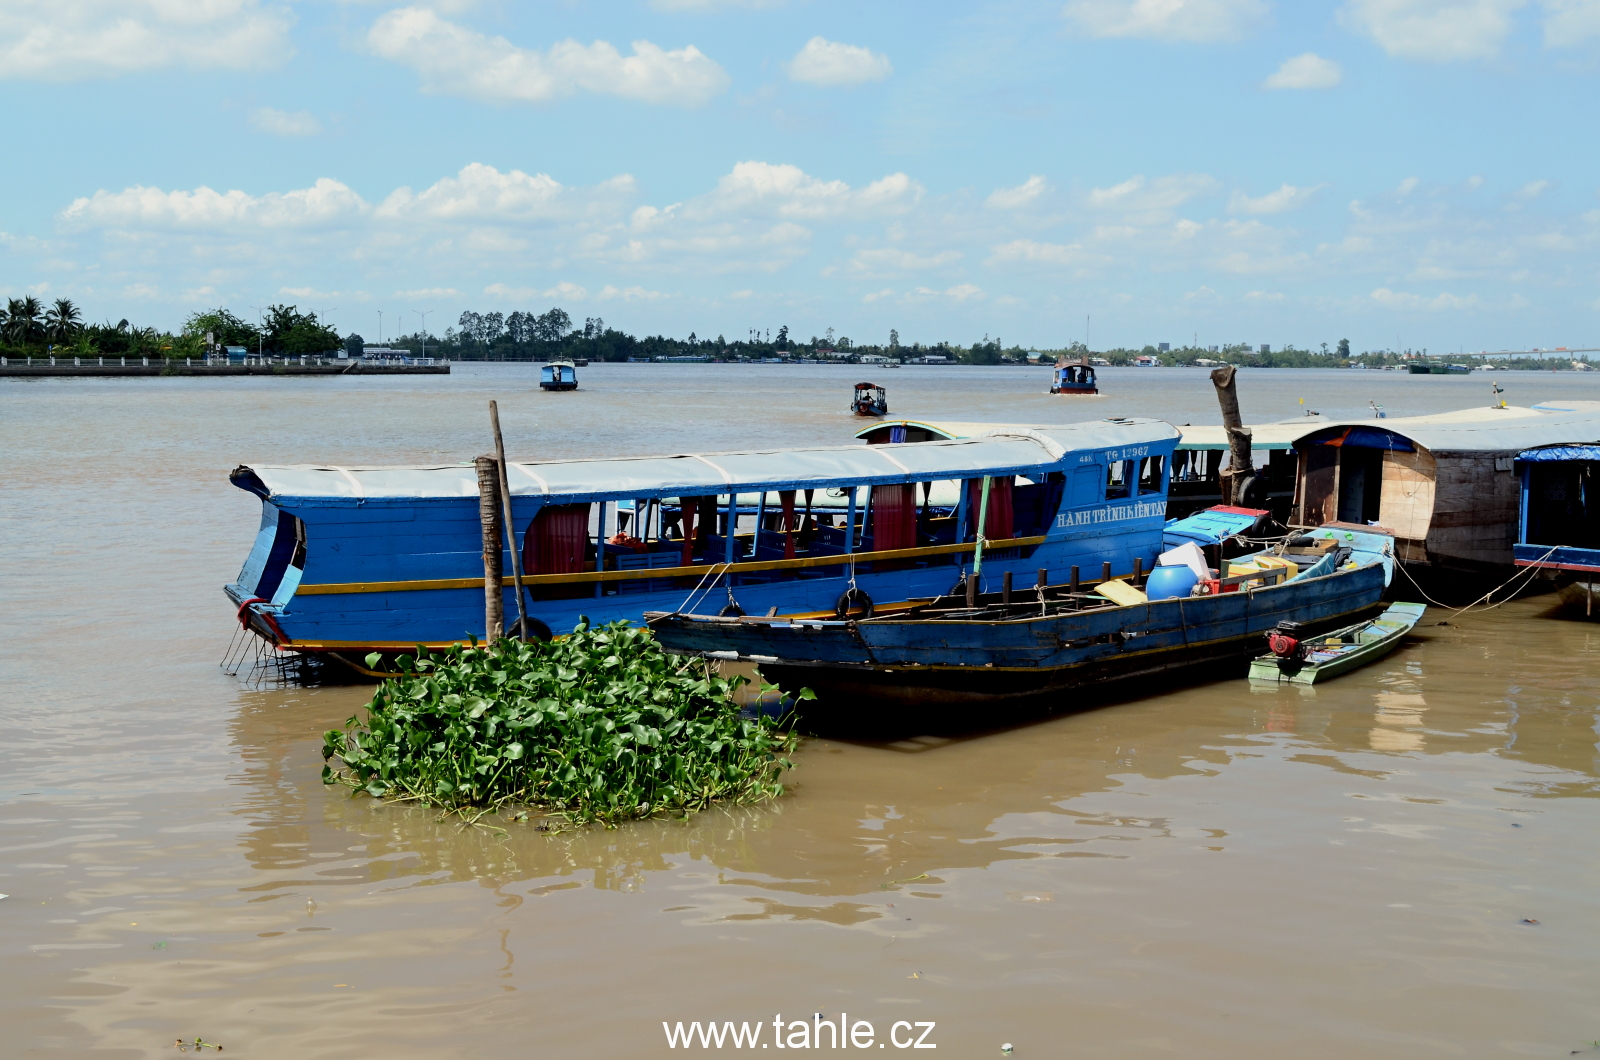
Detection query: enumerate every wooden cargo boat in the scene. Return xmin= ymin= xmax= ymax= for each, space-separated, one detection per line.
xmin=1248 ymin=601 xmax=1426 ymax=685
xmin=647 ymin=526 xmax=1395 ymax=710
xmin=1050 ymin=358 xmax=1098 ymax=395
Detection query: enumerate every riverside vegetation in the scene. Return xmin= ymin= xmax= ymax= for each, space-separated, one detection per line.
xmin=321 ymin=620 xmax=803 ymax=828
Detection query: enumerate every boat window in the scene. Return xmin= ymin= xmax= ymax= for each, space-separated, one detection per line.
xmin=1138 ymin=455 xmax=1166 ymax=495
xmin=1105 ymin=460 xmax=1131 ymax=501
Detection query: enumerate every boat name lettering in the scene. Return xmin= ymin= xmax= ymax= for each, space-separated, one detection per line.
xmin=1054 ymin=501 xmax=1166 ymax=528
xmin=1079 ymin=447 xmax=1150 ymax=463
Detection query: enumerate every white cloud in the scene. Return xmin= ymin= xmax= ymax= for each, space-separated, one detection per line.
xmin=986 ymin=239 xmax=1090 ymax=266
xmin=485 ymin=282 xmax=589 ymax=301
xmin=368 ymin=6 xmax=730 ymax=107
xmin=848 ymin=248 xmax=962 ymax=274
xmin=598 ymin=285 xmax=668 ymax=301
xmin=1063 ymin=0 xmax=1270 ymax=42
xmin=251 ymin=107 xmax=321 ymax=137
xmin=650 ymin=0 xmax=784 ymax=9
xmin=61 ymin=178 xmax=369 ymax=229
xmin=1229 ymin=183 xmax=1324 ymax=214
xmin=787 ymin=37 xmax=892 ymax=86
xmin=377 ymin=164 xmax=634 ymax=222
xmin=862 ymin=288 xmax=895 ymax=302
xmin=1371 ymin=286 xmax=1481 ymax=309
xmin=1264 ymin=52 xmax=1342 ymax=89
xmin=1516 ymin=179 xmax=1551 ymax=199
xmin=398 ymin=287 xmax=460 ymax=299
xmin=987 ymin=176 xmax=1051 ymax=210
xmin=1339 ymin=0 xmax=1525 ymax=61
xmin=1543 ymin=0 xmax=1600 ymax=46
xmin=693 ymin=161 xmax=920 ymax=220
xmin=944 ymin=283 xmax=984 ymax=301
xmin=1087 ymin=174 xmax=1219 ymax=212
xmin=0 ymin=0 xmax=293 ymax=81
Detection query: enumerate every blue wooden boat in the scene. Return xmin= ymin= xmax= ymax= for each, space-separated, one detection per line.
xmin=1513 ymin=442 xmax=1600 ymax=616
xmin=646 ymin=527 xmax=1395 ymax=709
xmin=224 ymin=419 xmax=1187 ymax=659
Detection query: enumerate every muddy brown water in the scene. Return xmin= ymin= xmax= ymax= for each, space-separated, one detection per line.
xmin=4 ymin=365 xmax=1600 ymax=1058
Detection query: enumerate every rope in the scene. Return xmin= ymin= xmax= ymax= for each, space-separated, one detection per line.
xmin=672 ymin=561 xmax=729 ymax=616
xmin=1392 ymin=545 xmax=1559 ymax=621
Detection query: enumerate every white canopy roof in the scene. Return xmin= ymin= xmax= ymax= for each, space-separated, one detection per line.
xmin=235 ymin=417 xmax=1180 ymax=506
xmin=1292 ymin=402 xmax=1600 ymax=453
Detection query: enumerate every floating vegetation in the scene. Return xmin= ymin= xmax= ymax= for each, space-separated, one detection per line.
xmin=321 ymin=620 xmax=802 ymax=827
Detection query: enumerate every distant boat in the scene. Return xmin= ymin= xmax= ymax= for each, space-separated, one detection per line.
xmin=851 ymin=381 xmax=888 ymax=416
xmin=540 ymin=361 xmax=578 ymax=390
xmin=1249 ymin=601 xmax=1426 ymax=685
xmin=1050 ymin=358 xmax=1098 ymax=395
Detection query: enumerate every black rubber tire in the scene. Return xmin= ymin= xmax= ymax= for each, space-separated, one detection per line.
xmin=1236 ymin=474 xmax=1269 ymax=507
xmin=511 ymin=616 xmax=553 ymax=642
xmin=718 ymin=600 xmax=746 ymax=618
xmin=834 ymin=588 xmax=874 ymax=621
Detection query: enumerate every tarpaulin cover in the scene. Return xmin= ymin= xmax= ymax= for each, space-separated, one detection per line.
xmin=1517 ymin=445 xmax=1600 ymax=462
xmin=1162 ymin=506 xmax=1265 ymax=549
xmin=1319 ymin=426 xmax=1416 ymax=451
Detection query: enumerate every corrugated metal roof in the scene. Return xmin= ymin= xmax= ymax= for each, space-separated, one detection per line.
xmin=1292 ymin=403 xmax=1600 ymax=453
xmin=238 ymin=417 xmax=1179 ymax=505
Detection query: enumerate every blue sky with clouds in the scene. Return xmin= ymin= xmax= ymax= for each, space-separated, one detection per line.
xmin=4 ymin=0 xmax=1600 ymax=351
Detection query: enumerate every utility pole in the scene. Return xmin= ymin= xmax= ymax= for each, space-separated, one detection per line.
xmin=248 ymin=304 xmax=265 ymax=362
xmin=378 ymin=310 xmax=384 ymax=345
xmin=415 ymin=309 xmax=432 ymax=357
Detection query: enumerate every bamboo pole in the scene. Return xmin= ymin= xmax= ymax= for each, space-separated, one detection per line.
xmin=489 ymin=401 xmax=528 ymax=637
xmin=474 ymin=455 xmax=504 ymax=640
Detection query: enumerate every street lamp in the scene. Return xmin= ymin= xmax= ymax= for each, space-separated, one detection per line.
xmin=414 ymin=309 xmax=432 ymax=358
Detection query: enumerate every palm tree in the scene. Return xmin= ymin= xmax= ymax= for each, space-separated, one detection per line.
xmin=44 ymin=298 xmax=81 ymax=343
xmin=4 ymin=296 xmax=43 ymax=344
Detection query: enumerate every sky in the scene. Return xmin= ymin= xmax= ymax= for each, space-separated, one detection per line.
xmin=4 ymin=0 xmax=1600 ymax=352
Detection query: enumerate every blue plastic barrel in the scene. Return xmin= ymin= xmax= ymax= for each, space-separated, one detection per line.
xmin=1145 ymin=564 xmax=1199 ymax=600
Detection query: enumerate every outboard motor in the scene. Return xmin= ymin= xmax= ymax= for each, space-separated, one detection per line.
xmin=1266 ymin=619 xmax=1304 ymax=659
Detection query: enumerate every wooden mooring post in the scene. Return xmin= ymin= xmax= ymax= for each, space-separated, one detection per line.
xmin=1210 ymin=365 xmax=1255 ymax=505
xmin=475 ymin=455 xmax=504 ymax=640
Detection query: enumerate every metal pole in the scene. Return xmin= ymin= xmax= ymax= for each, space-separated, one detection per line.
xmin=489 ymin=401 xmax=528 ymax=636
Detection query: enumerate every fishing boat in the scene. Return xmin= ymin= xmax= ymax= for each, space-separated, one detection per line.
xmin=851 ymin=382 xmax=888 ymax=416
xmin=540 ymin=361 xmax=578 ymax=391
xmin=1511 ymin=442 xmax=1600 ymax=616
xmin=1248 ymin=601 xmax=1425 ymax=685
xmin=1050 ymin=358 xmax=1098 ymax=395
xmin=647 ymin=524 xmax=1394 ymax=709
xmin=224 ymin=418 xmax=1183 ymax=657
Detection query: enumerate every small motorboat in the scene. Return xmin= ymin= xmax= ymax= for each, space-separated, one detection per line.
xmin=1050 ymin=358 xmax=1098 ymax=395
xmin=540 ymin=361 xmax=578 ymax=391
xmin=851 ymin=382 xmax=888 ymax=416
xmin=1249 ymin=601 xmax=1425 ymax=685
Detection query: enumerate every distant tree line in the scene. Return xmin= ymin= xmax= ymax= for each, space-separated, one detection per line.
xmin=0 ymin=298 xmax=340 ymax=359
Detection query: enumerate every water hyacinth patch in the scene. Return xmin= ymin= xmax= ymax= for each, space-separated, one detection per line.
xmin=321 ymin=620 xmax=802 ymax=827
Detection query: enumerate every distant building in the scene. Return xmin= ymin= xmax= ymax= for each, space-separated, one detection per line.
xmin=1158 ymin=342 xmax=1170 ymax=352
xmin=1260 ymin=344 xmax=1271 ymax=354
xmin=858 ymin=353 xmax=896 ymax=364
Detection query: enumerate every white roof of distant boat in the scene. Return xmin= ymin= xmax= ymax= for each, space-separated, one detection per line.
xmin=235 ymin=417 xmax=1180 ymax=505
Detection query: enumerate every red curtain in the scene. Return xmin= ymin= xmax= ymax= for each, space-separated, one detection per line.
xmin=871 ymin=483 xmax=918 ymax=552
xmin=779 ymin=490 xmax=797 ymax=559
xmin=966 ymin=477 xmax=1014 ymax=541
xmin=524 ymin=504 xmax=590 ymax=576
xmin=678 ymin=500 xmax=697 ymax=567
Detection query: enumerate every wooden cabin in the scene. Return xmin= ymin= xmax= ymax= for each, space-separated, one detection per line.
xmin=1287 ymin=402 xmax=1600 ymax=574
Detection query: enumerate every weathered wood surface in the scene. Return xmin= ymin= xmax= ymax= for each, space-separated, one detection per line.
xmin=1424 ymin=451 xmax=1520 ymax=568
xmin=1378 ymin=448 xmax=1436 ymax=547
xmin=475 ymin=455 xmax=504 ymax=640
